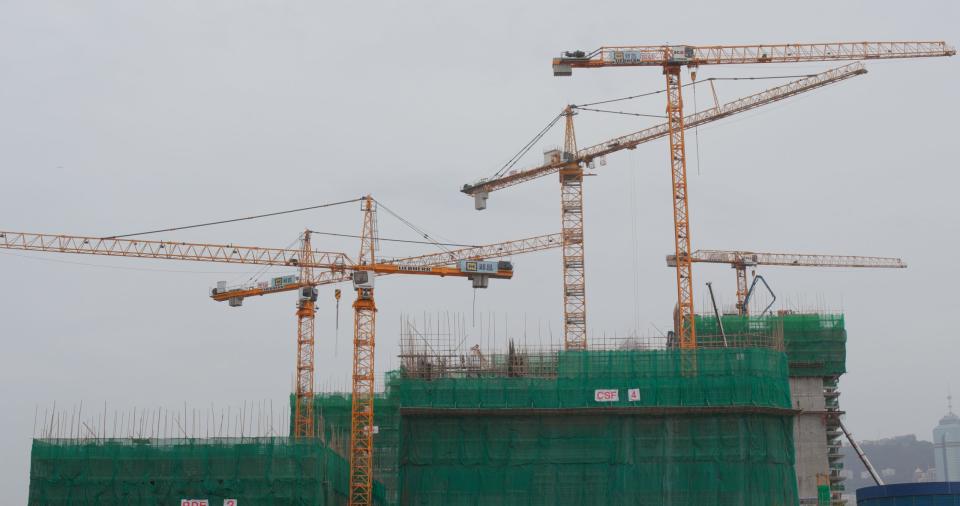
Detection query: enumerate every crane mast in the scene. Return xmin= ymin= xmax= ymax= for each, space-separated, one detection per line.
xmin=292 ymin=231 xmax=317 ymax=438
xmin=554 ymin=39 xmax=953 ymax=349
xmin=664 ymin=65 xmax=696 ymax=348
xmin=559 ymin=106 xmax=587 ymax=350
xmin=349 ymin=196 xmax=378 ymax=506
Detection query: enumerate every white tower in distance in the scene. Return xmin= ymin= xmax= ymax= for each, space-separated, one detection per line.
xmin=934 ymin=394 xmax=960 ymax=482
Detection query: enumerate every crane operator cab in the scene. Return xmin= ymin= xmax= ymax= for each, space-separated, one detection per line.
xmin=352 ymin=270 xmax=374 ymax=300
xmin=297 ymin=286 xmax=318 ymax=308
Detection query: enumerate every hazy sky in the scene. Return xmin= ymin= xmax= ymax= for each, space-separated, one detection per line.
xmin=1 ymin=1 xmax=958 ymax=502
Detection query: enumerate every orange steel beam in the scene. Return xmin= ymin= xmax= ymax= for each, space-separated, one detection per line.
xmin=461 ymin=63 xmax=867 ymax=196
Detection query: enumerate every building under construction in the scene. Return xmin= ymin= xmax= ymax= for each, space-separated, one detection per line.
xmin=14 ymin=38 xmax=955 ymax=506
xmin=28 ymin=312 xmax=847 ymax=505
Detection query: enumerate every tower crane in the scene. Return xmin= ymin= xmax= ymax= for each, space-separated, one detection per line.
xmin=212 ymin=197 xmax=560 ymax=506
xmin=462 ymin=63 xmax=868 ymax=350
xmin=666 ymin=249 xmax=907 ymax=315
xmin=0 ymin=198 xmax=563 ymax=506
xmin=551 ymin=40 xmax=954 ymax=350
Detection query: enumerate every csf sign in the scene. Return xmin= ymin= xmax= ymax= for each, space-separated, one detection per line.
xmin=594 ymin=389 xmax=619 ymax=402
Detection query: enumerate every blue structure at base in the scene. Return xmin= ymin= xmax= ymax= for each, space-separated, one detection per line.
xmin=857 ymin=482 xmax=960 ymax=505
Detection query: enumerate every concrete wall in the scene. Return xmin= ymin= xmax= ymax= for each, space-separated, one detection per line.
xmin=791 ymin=376 xmax=829 ymax=504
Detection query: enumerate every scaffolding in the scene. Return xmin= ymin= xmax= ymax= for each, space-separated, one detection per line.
xmin=299 ymin=316 xmax=799 ymax=505
xmin=27 ymin=437 xmax=376 ymax=506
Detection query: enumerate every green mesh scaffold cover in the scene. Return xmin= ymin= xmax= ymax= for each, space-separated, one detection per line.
xmin=390 ymin=348 xmax=791 ymax=409
xmin=695 ymin=313 xmax=847 ymax=376
xmin=305 ymin=348 xmax=799 ymax=506
xmin=28 ymin=437 xmax=370 ymax=506
xmin=300 ymin=394 xmax=400 ymax=505
xmin=401 ymin=412 xmax=796 ymax=506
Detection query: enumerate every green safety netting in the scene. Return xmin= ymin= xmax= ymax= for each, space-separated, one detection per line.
xmin=30 ymin=348 xmax=800 ymax=506
xmin=695 ymin=313 xmax=847 ymax=377
xmin=400 ymin=413 xmax=797 ymax=506
xmin=388 ymin=347 xmax=791 ymax=410
xmin=818 ymin=484 xmax=832 ymax=505
xmin=28 ymin=437 xmax=369 ymax=506
xmin=301 ymin=394 xmax=401 ymax=505
xmin=303 ymin=348 xmax=798 ymax=506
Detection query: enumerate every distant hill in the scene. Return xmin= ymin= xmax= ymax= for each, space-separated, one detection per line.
xmin=841 ymin=434 xmax=935 ymax=491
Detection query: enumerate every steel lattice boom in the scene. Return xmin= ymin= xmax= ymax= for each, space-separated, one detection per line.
xmin=552 ymin=41 xmax=955 ymax=74
xmin=667 ymin=249 xmax=907 ymax=315
xmin=0 ymin=230 xmax=351 ymax=268
xmin=683 ymin=250 xmax=907 ymax=268
xmin=461 ymin=63 xmax=867 ymax=197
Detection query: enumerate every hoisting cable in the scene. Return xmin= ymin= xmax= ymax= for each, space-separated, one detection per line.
xmin=572 ymin=106 xmax=666 ymax=119
xmin=691 ymin=71 xmax=702 ymax=175
xmin=571 ymin=73 xmax=817 ymax=109
xmin=573 ymin=88 xmax=667 ymax=108
xmin=373 ymin=199 xmax=458 ymax=255
xmin=235 ymin=235 xmax=302 ymax=286
xmin=571 ymin=74 xmax=816 ymax=120
xmin=480 ymin=74 xmax=819 ymax=182
xmin=492 ymin=112 xmax=564 ymax=179
xmin=307 ymin=230 xmax=478 ymax=248
xmin=102 ymin=197 xmax=364 ymax=239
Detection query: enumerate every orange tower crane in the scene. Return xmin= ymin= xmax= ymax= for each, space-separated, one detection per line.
xmin=552 ymin=40 xmax=954 ymax=349
xmin=207 ymin=223 xmax=560 ymax=443
xmin=0 ymin=219 xmax=561 ymax=449
xmin=1 ymin=221 xmax=561 ymax=506
xmin=462 ymin=63 xmax=868 ymax=349
xmin=667 ymin=249 xmax=907 ymax=315
xmin=181 ymin=196 xmax=563 ymax=506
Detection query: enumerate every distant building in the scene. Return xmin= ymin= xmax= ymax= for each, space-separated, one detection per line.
xmin=913 ymin=467 xmax=937 ymax=482
xmin=933 ymin=395 xmax=960 ymax=481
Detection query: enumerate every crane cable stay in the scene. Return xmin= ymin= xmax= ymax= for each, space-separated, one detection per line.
xmin=489 ymin=72 xmax=824 ymax=180
xmin=462 ymin=63 xmax=871 ymax=352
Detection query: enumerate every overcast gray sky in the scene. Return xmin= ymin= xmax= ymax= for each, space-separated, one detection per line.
xmin=1 ymin=1 xmax=958 ymax=502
